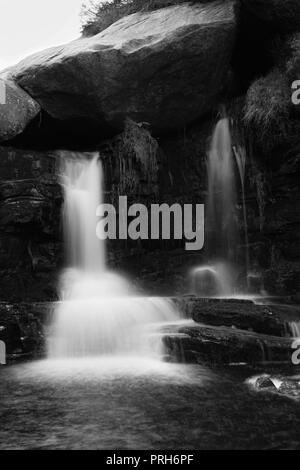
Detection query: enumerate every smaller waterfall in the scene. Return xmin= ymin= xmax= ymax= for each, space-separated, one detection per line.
xmin=191 ymin=118 xmax=238 ymax=297
xmin=207 ymin=118 xmax=238 ymax=263
xmin=191 ymin=117 xmax=252 ymax=297
xmin=49 ymin=153 xmax=180 ymax=360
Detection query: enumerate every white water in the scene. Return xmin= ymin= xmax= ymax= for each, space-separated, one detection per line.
xmin=49 ymin=153 xmax=180 ymax=360
xmin=192 ymin=118 xmax=238 ymax=297
xmin=207 ymin=118 xmax=238 ymax=262
xmin=191 ymin=263 xmax=235 ymax=297
xmin=63 ymin=156 xmax=105 ymax=272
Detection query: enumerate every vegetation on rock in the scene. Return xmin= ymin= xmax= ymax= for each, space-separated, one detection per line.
xmin=81 ymin=0 xmax=223 ymax=36
xmin=243 ymin=69 xmax=300 ymax=152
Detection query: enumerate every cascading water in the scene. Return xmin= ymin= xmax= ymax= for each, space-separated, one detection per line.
xmin=207 ymin=118 xmax=238 ymax=262
xmin=48 ymin=153 xmax=180 ymax=360
xmin=62 ymin=156 xmax=105 ymax=272
xmin=192 ymin=118 xmax=239 ymax=297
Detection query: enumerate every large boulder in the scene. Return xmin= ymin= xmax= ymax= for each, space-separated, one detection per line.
xmin=0 ymin=78 xmax=40 ymax=142
xmin=8 ymin=1 xmax=236 ymax=134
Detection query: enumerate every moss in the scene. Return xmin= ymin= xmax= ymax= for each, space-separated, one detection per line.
xmin=243 ymin=69 xmax=300 ymax=153
xmin=81 ymin=0 xmax=226 ymax=37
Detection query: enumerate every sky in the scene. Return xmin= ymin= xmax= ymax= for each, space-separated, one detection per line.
xmin=0 ymin=0 xmax=87 ymax=71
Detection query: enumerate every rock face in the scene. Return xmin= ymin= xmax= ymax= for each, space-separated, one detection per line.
xmin=163 ymin=322 xmax=293 ymax=365
xmin=0 ymin=303 xmax=50 ymax=359
xmin=242 ymin=0 xmax=300 ymax=31
xmin=164 ymin=298 xmax=299 ymax=365
xmin=0 ymin=78 xmax=40 ymax=142
xmin=8 ymin=1 xmax=236 ymax=134
xmin=190 ymin=299 xmax=290 ymax=337
xmin=0 ymin=147 xmax=62 ymax=302
xmin=241 ymin=64 xmax=300 ymax=295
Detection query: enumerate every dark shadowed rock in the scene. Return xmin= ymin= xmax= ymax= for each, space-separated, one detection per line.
xmin=0 ymin=147 xmax=62 ymax=302
xmin=163 ymin=322 xmax=293 ymax=365
xmin=0 ymin=78 xmax=40 ymax=142
xmin=190 ymin=298 xmax=289 ymax=337
xmin=9 ymin=2 xmax=236 ymax=134
xmin=241 ymin=0 xmax=300 ymax=32
xmin=0 ymin=302 xmax=52 ymax=358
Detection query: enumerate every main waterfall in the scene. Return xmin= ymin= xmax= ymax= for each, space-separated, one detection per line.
xmin=48 ymin=153 xmax=179 ymax=359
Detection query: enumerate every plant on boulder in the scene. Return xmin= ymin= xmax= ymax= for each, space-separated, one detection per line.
xmin=81 ymin=0 xmax=224 ymax=36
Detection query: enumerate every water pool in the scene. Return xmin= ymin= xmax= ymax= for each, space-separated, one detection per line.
xmin=0 ymin=358 xmax=300 ymax=450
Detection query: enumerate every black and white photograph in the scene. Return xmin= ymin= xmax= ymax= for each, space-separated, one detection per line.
xmin=0 ymin=0 xmax=300 ymax=453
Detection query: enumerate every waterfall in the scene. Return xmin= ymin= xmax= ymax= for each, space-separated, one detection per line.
xmin=207 ymin=118 xmax=238 ymax=263
xmin=48 ymin=153 xmax=179 ymax=360
xmin=192 ymin=118 xmax=238 ymax=297
xmin=62 ymin=157 xmax=105 ymax=272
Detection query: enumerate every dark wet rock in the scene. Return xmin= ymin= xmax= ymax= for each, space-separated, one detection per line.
xmin=231 ymin=69 xmax=300 ymax=296
xmin=241 ymin=0 xmax=300 ymax=32
xmin=189 ymin=298 xmax=289 ymax=337
xmin=0 ymin=78 xmax=40 ymax=142
xmin=250 ymin=374 xmax=300 ymax=399
xmin=0 ymin=147 xmax=62 ymax=302
xmin=163 ymin=322 xmax=294 ymax=365
xmin=255 ymin=375 xmax=277 ymax=389
xmin=8 ymin=2 xmax=236 ymax=135
xmin=0 ymin=302 xmax=52 ymax=359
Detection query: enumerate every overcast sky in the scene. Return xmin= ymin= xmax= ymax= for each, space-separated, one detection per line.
xmin=0 ymin=0 xmax=86 ymax=71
